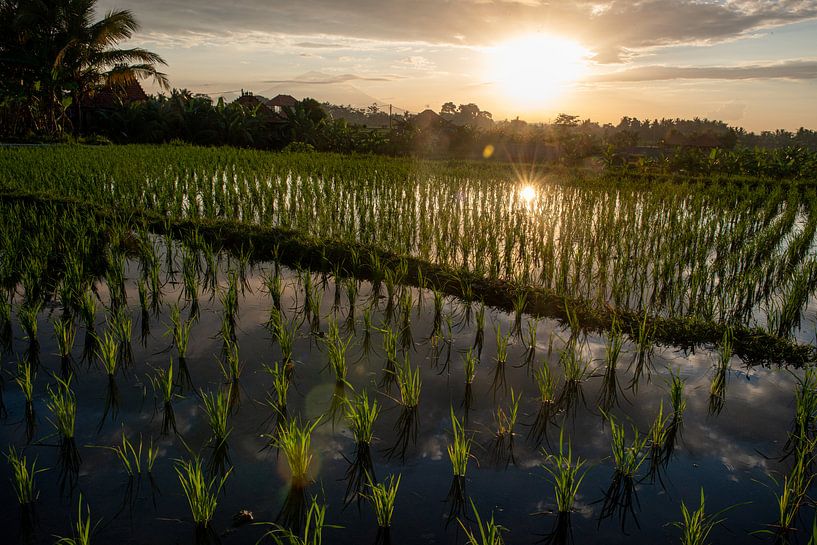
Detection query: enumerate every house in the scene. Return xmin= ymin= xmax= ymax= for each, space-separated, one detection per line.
xmin=83 ymin=79 xmax=148 ymax=109
xmin=267 ymin=94 xmax=299 ymax=115
xmin=411 ymin=109 xmax=445 ymax=130
xmin=234 ymin=90 xmax=274 ymax=114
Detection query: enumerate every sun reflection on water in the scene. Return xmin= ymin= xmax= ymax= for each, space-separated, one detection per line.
xmin=519 ymin=184 xmax=537 ymax=204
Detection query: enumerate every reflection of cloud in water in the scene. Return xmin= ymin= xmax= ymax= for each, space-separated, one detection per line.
xmin=5 ymin=254 xmax=808 ymax=545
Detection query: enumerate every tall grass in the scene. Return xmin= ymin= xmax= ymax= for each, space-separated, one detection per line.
xmin=325 ymin=319 xmax=353 ymax=385
xmin=175 ymin=457 xmax=231 ymax=528
xmin=54 ymin=318 xmax=77 ymax=359
xmin=459 ymin=500 xmax=506 ymax=545
xmin=394 ymin=355 xmax=421 ymax=408
xmin=367 ymin=474 xmax=400 ymax=528
xmin=201 ymin=389 xmax=231 ymax=448
xmin=673 ymin=488 xmax=730 ymax=545
xmin=607 ymin=414 xmax=648 ymax=478
xmin=273 ymin=418 xmax=320 ymax=484
xmin=448 ymin=408 xmax=472 ymax=477
xmin=264 ymin=361 xmax=290 ymax=417
xmin=6 ymin=446 xmax=41 ymax=505
xmin=47 ymin=377 xmax=76 ymax=440
xmin=464 ymin=348 xmax=479 ymax=384
xmin=542 ymin=430 xmax=588 ymax=514
xmin=54 ymin=494 xmax=93 ymax=545
xmin=169 ymin=304 xmax=193 ymax=358
xmin=346 ymin=391 xmax=379 ymax=445
xmin=96 ymin=330 xmax=119 ymax=376
xmin=257 ymin=497 xmax=333 ymax=545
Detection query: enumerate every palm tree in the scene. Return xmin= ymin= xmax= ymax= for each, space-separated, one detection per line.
xmin=1 ymin=0 xmax=169 ymax=134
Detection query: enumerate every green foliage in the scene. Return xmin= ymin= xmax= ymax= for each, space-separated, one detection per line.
xmin=542 ymin=430 xmax=588 ymax=514
xmin=175 ymin=457 xmax=231 ymax=527
xmin=6 ymin=446 xmax=42 ymax=505
xmin=47 ymin=376 xmax=77 ymax=440
xmin=673 ymin=488 xmax=729 ymax=545
xmin=366 ymin=474 xmax=401 ymax=528
xmin=394 ymin=355 xmax=421 ymax=408
xmin=458 ymin=500 xmax=506 ymax=545
xmin=346 ymin=391 xmax=379 ymax=445
xmin=55 ymin=495 xmax=94 ymax=545
xmin=270 ymin=418 xmax=320 ymax=484
xmin=257 ymin=498 xmax=335 ymax=545
xmin=448 ymin=408 xmax=472 ymax=477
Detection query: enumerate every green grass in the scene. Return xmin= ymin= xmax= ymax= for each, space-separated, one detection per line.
xmin=673 ymin=488 xmax=729 ymax=545
xmin=168 ymin=304 xmax=193 ymax=358
xmin=366 ymin=474 xmax=400 ymax=528
xmin=95 ymin=330 xmax=119 ymax=376
xmin=221 ymin=338 xmax=243 ymax=382
xmin=494 ymin=324 xmax=509 ymax=366
xmin=394 ymin=355 xmax=421 ymax=408
xmin=607 ymin=414 xmax=648 ymax=478
xmin=459 ymin=500 xmax=506 ymax=545
xmin=6 ymin=446 xmax=41 ymax=505
xmin=346 ymin=391 xmax=379 ymax=445
xmin=560 ymin=343 xmax=590 ymax=384
xmin=325 ymin=319 xmax=353 ymax=385
xmin=271 ymin=418 xmax=320 ymax=484
xmin=47 ymin=376 xmax=77 ymax=440
xmin=542 ymin=430 xmax=588 ymax=514
xmin=3 ymin=146 xmax=817 ymax=366
xmin=495 ymin=389 xmax=520 ymax=438
xmin=15 ymin=358 xmax=35 ymax=404
xmin=175 ymin=457 xmax=231 ymax=527
xmin=17 ymin=300 xmax=42 ymax=341
xmin=263 ymin=361 xmax=290 ymax=415
xmin=669 ymin=369 xmax=687 ymax=419
xmin=649 ymin=401 xmax=672 ymax=451
xmin=534 ymin=363 xmax=556 ymax=404
xmin=448 ymin=408 xmax=472 ymax=477
xmin=257 ymin=497 xmax=334 ymax=545
xmin=54 ymin=494 xmax=93 ymax=545
xmin=201 ymin=389 xmax=232 ymax=448
xmin=464 ymin=348 xmax=479 ymax=385
xmin=54 ymin=318 xmax=77 ymax=359
xmin=102 ymin=431 xmax=153 ymax=478
xmin=150 ymin=359 xmax=176 ymax=405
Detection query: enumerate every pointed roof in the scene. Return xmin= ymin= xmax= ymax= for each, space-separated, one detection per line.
xmin=267 ymin=94 xmax=299 ymax=108
xmin=412 ymin=109 xmax=444 ymax=130
xmin=84 ymin=79 xmax=148 ymax=108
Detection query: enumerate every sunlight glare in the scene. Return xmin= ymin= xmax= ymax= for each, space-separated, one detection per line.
xmin=519 ymin=184 xmax=537 ymax=204
xmin=487 ymin=34 xmax=590 ymax=104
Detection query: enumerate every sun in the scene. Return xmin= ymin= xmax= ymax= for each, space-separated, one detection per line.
xmin=487 ymin=34 xmax=590 ymax=104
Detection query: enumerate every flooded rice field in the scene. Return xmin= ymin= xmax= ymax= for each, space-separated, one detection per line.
xmin=0 ymin=231 xmax=811 ymax=544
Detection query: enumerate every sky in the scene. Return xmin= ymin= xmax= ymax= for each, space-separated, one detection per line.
xmin=100 ymin=0 xmax=817 ymax=131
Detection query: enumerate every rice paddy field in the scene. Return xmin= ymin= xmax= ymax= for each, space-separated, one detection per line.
xmin=2 ymin=144 xmax=817 ymax=544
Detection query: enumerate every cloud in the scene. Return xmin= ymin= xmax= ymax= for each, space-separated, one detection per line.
xmin=591 ymin=59 xmax=817 ymax=82
xmin=262 ymin=72 xmax=404 ymax=85
xmin=293 ymin=41 xmax=347 ymax=49
xmin=101 ymin=0 xmax=817 ymax=62
xmin=399 ymin=56 xmax=436 ymax=70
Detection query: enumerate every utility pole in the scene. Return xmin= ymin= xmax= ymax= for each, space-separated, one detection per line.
xmin=389 ymin=104 xmax=392 ymax=130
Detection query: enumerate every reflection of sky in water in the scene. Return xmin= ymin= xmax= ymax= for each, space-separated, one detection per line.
xmin=0 ymin=256 xmax=808 ymax=545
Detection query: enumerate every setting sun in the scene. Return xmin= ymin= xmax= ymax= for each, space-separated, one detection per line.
xmin=487 ymin=34 xmax=590 ymax=104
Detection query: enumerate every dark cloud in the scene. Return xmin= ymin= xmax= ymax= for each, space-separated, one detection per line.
xmin=592 ymin=59 xmax=817 ymax=81
xmin=101 ymin=0 xmax=817 ymax=62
